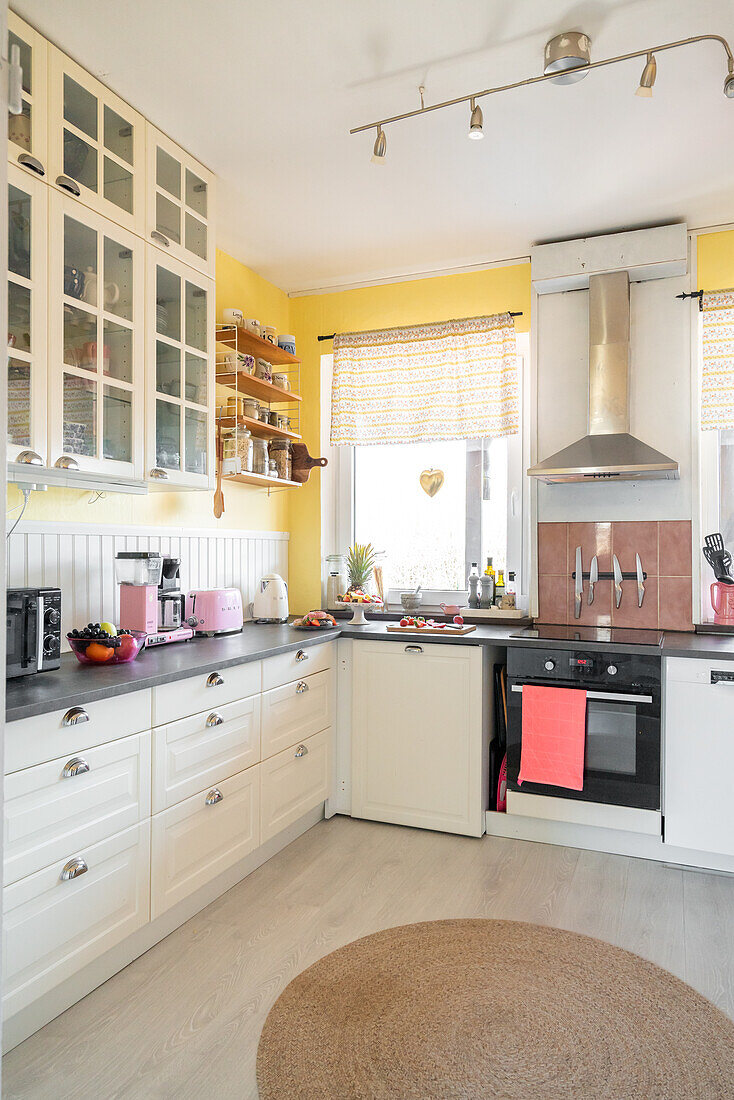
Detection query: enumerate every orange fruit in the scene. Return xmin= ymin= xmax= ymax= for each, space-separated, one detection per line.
xmin=86 ymin=642 xmax=114 ymax=662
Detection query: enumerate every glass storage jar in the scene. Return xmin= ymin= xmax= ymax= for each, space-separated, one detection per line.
xmin=252 ymin=437 xmax=269 ymax=475
xmin=269 ymin=439 xmax=292 ymax=481
xmin=268 ymin=458 xmax=279 ymax=479
xmin=236 ymin=428 xmax=253 ymax=472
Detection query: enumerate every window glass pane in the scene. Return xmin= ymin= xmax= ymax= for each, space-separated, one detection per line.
xmin=64 ymin=130 xmax=97 ymax=192
xmin=103 ymin=105 xmax=133 ymax=165
xmin=63 ymin=373 xmax=97 ymax=456
xmin=8 ymin=100 xmax=31 ymax=153
xmin=8 ymin=281 xmax=30 ymax=351
xmin=103 ymin=156 xmax=133 ymax=213
xmin=719 ymin=429 xmax=734 ymax=549
xmin=481 ymin=436 xmax=509 ymax=576
xmin=103 ymin=319 xmax=132 ymax=382
xmin=156 ymin=266 xmax=180 ymax=341
xmin=8 ymin=184 xmax=31 ymax=280
xmin=9 ymin=31 xmax=31 ymax=95
xmin=64 ymin=215 xmax=97 ymax=305
xmin=156 ymin=340 xmax=180 ymax=396
xmin=63 ymin=304 xmax=97 ymax=371
xmin=156 ymin=192 xmax=181 ymax=244
xmin=8 ymin=358 xmax=31 ymax=447
xmin=185 ymin=408 xmax=207 ymax=474
xmin=185 ymin=352 xmax=207 ymax=405
xmin=64 ymin=75 xmax=98 ymax=139
xmin=156 ymin=398 xmax=180 ymax=470
xmin=103 ymin=384 xmax=132 ymax=462
xmin=185 ymin=212 xmax=207 ymax=260
xmin=185 ymin=169 xmax=207 ymax=217
xmin=103 ymin=238 xmax=133 ymax=321
xmin=156 ymin=146 xmax=181 ymax=198
xmin=185 ymin=281 xmax=207 ymax=352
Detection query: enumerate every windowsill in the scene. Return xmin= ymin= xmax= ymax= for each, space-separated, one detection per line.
xmin=695 ymin=622 xmax=734 ymax=635
xmin=328 ymin=606 xmax=532 ymax=627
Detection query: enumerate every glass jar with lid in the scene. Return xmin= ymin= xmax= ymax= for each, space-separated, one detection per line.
xmin=252 ymin=437 xmax=269 ymax=475
xmin=325 ymin=553 xmax=347 ymax=609
xmin=268 ymin=458 xmax=279 ymax=479
xmin=269 ymin=439 xmax=292 ymax=481
xmin=236 ymin=428 xmax=253 ymax=472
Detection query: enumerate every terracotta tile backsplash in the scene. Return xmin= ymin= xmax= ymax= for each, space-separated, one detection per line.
xmin=537 ymin=520 xmax=693 ymax=631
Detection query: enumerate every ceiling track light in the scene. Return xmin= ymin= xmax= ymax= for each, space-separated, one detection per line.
xmin=636 ymin=52 xmax=657 ymax=96
xmin=352 ymin=32 xmax=734 ymax=158
xmin=468 ymin=97 xmax=484 ymax=139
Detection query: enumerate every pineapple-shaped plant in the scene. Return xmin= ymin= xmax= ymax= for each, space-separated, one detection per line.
xmin=345 ymin=542 xmax=376 ymax=596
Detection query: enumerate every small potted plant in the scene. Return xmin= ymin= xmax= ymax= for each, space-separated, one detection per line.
xmin=340 ymin=542 xmax=383 ymax=625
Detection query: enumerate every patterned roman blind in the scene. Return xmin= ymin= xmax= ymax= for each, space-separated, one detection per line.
xmin=330 ymin=313 xmax=518 ymax=446
xmin=701 ymin=290 xmax=734 ymax=430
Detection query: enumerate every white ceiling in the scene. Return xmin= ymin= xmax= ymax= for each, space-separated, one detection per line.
xmin=15 ymin=0 xmax=734 ymax=293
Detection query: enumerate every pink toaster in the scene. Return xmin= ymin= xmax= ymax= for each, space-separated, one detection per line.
xmin=185 ymin=588 xmax=244 ymax=636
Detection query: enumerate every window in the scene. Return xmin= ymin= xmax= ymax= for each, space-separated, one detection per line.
xmin=322 ymin=335 xmax=529 ymax=606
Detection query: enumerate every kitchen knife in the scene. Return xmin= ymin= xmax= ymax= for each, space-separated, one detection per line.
xmin=613 ymin=554 xmax=623 ymax=609
xmin=588 ymin=555 xmax=598 ymax=605
xmin=574 ymin=546 xmax=583 ymax=619
xmin=636 ymin=553 xmax=645 ymax=608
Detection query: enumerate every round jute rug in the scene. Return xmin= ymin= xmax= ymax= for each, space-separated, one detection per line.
xmin=257 ymin=918 xmax=734 ymax=1099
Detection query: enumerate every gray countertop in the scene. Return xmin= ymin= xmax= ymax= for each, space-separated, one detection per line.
xmin=8 ymin=621 xmax=734 ymax=722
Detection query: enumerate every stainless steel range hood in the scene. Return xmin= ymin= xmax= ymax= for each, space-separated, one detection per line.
xmin=527 ymin=270 xmax=679 ymax=483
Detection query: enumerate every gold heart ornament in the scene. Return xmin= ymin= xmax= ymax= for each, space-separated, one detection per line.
xmin=420 ymin=468 xmax=444 ymax=497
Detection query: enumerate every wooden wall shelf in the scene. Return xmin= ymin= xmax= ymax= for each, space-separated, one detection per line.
xmin=223 ymin=470 xmax=301 ymax=490
xmin=216 ymin=327 xmax=300 ymax=366
xmin=216 ymin=370 xmax=301 ymax=406
xmin=217 ymin=414 xmax=301 ymax=442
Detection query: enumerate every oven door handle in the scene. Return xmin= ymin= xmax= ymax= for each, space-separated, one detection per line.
xmin=510 ymin=685 xmax=653 ymax=704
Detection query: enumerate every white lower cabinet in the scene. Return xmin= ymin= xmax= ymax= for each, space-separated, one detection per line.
xmin=151 ymin=766 xmax=260 ymax=918
xmin=260 ymin=729 xmax=331 ymax=844
xmin=3 ymin=822 xmax=150 ymax=1019
xmin=351 ymin=641 xmax=486 ymax=837
xmin=261 ymin=668 xmax=332 ymax=759
xmin=4 ymin=731 xmax=151 ymax=885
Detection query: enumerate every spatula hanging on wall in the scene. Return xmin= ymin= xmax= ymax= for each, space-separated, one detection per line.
xmin=213 ymin=421 xmax=225 ymax=519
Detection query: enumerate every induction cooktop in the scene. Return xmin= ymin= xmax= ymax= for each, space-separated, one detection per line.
xmin=510 ymin=624 xmax=664 ymax=647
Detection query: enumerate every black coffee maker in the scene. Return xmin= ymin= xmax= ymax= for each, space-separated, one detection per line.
xmin=158 ymin=557 xmax=185 ymax=631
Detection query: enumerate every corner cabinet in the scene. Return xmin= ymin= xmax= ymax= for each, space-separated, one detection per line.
xmin=145 ymin=250 xmax=214 ymax=488
xmin=47 ymin=46 xmax=145 ymax=236
xmin=351 ymin=640 xmax=487 ymax=837
xmin=48 ymin=192 xmax=145 ymax=477
xmin=7 ymin=11 xmax=48 ymax=181
xmin=146 ymin=125 xmax=215 ymax=278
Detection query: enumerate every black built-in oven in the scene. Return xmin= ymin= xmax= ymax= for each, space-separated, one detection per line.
xmin=506 ymin=645 xmax=661 ymax=810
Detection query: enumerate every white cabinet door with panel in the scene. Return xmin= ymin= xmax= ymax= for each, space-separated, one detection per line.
xmin=664 ymin=658 xmax=734 ymax=856
xmin=145 ymin=249 xmax=214 ymax=488
xmin=4 ymin=731 xmax=151 ymax=885
xmin=146 ymin=124 xmax=215 ymax=277
xmin=3 ymin=821 xmax=150 ymax=1019
xmin=153 ymin=695 xmax=260 ymax=812
xmin=7 ymin=163 xmax=47 ymax=463
xmin=151 ymin=766 xmax=259 ymax=918
xmin=7 ymin=12 xmax=48 ymax=180
xmin=48 ymin=191 xmax=145 ymax=477
xmin=261 ymin=669 xmax=333 ymax=760
xmin=47 ymin=46 xmax=145 ymax=234
xmin=351 ymin=641 xmax=486 ymax=837
xmin=260 ymin=729 xmax=330 ymax=843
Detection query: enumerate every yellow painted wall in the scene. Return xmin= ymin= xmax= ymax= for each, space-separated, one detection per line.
xmin=698 ymin=229 xmax=734 ymax=291
xmin=8 ymin=248 xmax=291 ymax=533
xmin=286 ymin=263 xmax=532 ymax=612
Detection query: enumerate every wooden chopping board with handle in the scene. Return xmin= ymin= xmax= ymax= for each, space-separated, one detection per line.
xmin=291 ymin=442 xmax=327 ymax=483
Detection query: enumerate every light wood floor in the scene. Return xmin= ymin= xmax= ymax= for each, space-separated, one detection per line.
xmin=5 ymin=816 xmax=734 ymax=1099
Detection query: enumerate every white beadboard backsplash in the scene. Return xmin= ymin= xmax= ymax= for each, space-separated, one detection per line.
xmin=7 ymin=522 xmax=289 ymax=646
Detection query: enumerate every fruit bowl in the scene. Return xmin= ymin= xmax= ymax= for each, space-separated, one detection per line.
xmin=292 ymin=610 xmax=338 ymax=631
xmin=68 ymin=630 xmax=147 ymax=665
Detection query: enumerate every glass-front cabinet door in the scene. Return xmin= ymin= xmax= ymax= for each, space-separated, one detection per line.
xmin=146 ymin=250 xmax=214 ymax=487
xmin=7 ymin=164 xmax=47 ymax=463
xmin=48 ymin=47 xmax=145 ymax=235
xmin=7 ymin=11 xmax=48 ymax=180
xmin=146 ymin=125 xmax=215 ymax=278
xmin=48 ymin=192 xmax=144 ymax=477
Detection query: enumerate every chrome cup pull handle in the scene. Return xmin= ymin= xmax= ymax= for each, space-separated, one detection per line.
xmin=62 ymin=756 xmax=90 ymax=778
xmin=206 ymin=712 xmax=224 ymax=727
xmin=206 ymin=672 xmax=224 ymax=687
xmin=60 ymin=857 xmax=88 ymax=881
xmin=405 ymin=645 xmax=423 ymax=654
xmin=151 ymin=229 xmax=170 ymax=247
xmin=205 ymin=788 xmax=224 ymax=806
xmin=295 ymin=649 xmax=308 ymax=662
xmin=56 ymin=173 xmax=81 ymax=196
xmin=296 ymin=680 xmax=309 ymax=694
xmin=62 ymin=707 xmax=89 ymax=727
xmin=18 ymin=153 xmax=45 ymax=176
xmin=294 ymin=744 xmax=308 ymax=758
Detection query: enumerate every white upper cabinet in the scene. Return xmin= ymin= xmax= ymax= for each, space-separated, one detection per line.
xmin=7 ymin=163 xmax=47 ymax=463
xmin=47 ymin=47 xmax=145 ymax=235
xmin=146 ymin=250 xmax=214 ymax=487
xmin=146 ymin=125 xmax=215 ymax=278
xmin=7 ymin=12 xmax=48 ymax=180
xmin=48 ymin=192 xmax=145 ymax=477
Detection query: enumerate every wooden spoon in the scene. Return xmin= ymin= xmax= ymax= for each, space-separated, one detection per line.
xmin=213 ymin=421 xmax=225 ymax=518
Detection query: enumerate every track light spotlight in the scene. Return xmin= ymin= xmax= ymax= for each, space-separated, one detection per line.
xmin=468 ymin=97 xmax=484 ymax=139
xmin=371 ymin=125 xmax=386 ymax=163
xmin=636 ymin=52 xmax=657 ymax=97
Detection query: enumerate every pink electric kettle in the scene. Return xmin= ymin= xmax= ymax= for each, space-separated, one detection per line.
xmin=710 ymin=582 xmax=734 ymax=624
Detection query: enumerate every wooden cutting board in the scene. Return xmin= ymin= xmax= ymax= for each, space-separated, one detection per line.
xmin=386 ymin=623 xmax=477 ymax=635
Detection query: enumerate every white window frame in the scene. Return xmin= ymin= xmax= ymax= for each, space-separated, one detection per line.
xmin=320 ymin=334 xmax=531 ymax=609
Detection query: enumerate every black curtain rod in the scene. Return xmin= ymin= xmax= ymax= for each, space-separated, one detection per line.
xmin=316 ymin=310 xmax=524 ymax=341
xmin=676 ymin=290 xmax=704 ymax=310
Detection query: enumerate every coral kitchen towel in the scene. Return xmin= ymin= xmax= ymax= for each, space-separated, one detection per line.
xmin=518 ymin=686 xmax=587 ymax=791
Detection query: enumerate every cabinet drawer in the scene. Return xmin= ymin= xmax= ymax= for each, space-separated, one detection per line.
xmin=3 ymin=822 xmax=150 ymax=1019
xmin=261 ymin=669 xmax=333 ymax=760
xmin=260 ymin=729 xmax=330 ymax=844
xmin=4 ymin=732 xmax=151 ymax=886
xmin=153 ymin=695 xmax=260 ymax=812
xmin=153 ymin=661 xmax=261 ymax=726
xmin=151 ymin=767 xmax=259 ymax=919
xmin=5 ymin=690 xmax=152 ymax=775
xmin=262 ymin=642 xmax=334 ymax=692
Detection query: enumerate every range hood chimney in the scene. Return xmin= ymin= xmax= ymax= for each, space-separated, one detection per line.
xmin=527 ymin=270 xmax=679 ymax=483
